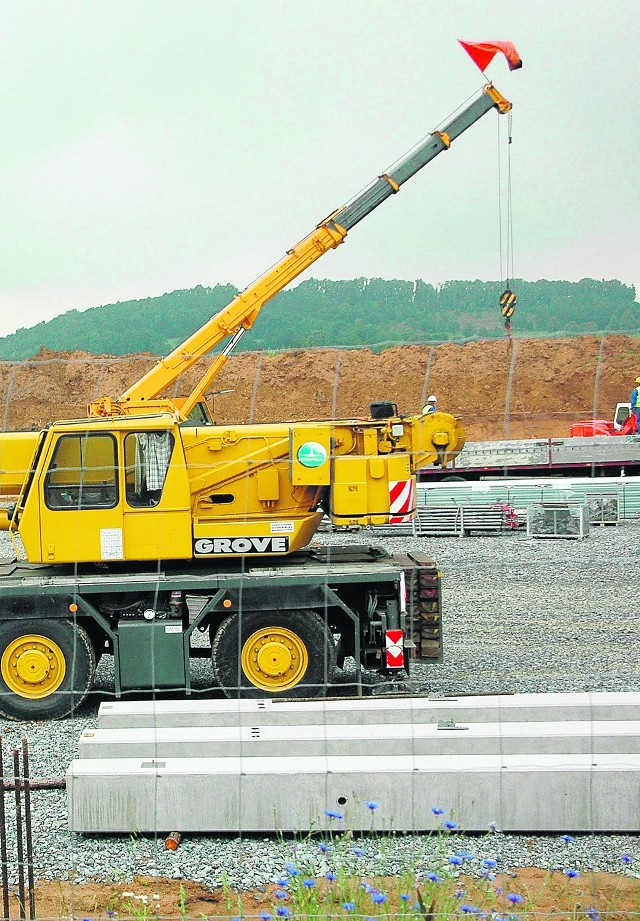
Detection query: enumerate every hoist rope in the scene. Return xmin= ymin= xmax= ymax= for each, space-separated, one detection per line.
xmin=497 ymin=109 xmax=515 ymax=290
xmin=506 ymin=109 xmax=515 ymax=286
xmin=496 ymin=108 xmax=531 ymax=436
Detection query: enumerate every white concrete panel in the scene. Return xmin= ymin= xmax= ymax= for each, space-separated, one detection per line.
xmin=96 ymin=692 xmax=640 ymax=729
xmin=78 ymin=720 xmax=640 ymax=759
xmin=67 ymin=752 xmax=640 ymax=833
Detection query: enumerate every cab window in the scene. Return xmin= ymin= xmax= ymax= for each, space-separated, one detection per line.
xmin=182 ymin=401 xmax=214 ymax=426
xmin=124 ymin=431 xmax=174 ymax=507
xmin=44 ymin=434 xmax=118 ymax=510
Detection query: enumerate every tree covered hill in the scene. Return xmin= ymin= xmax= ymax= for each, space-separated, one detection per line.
xmin=0 ymin=277 xmax=637 ymax=360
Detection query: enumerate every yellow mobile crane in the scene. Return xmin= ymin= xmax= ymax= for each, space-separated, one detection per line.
xmin=0 ymin=77 xmax=513 ymax=719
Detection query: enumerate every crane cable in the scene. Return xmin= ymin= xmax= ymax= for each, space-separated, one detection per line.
xmin=496 ymin=108 xmax=531 ymax=437
xmin=498 ymin=109 xmax=516 ymax=340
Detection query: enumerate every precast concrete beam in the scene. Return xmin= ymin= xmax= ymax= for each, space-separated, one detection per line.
xmin=96 ymin=692 xmax=640 ymax=730
xmin=67 ymin=752 xmax=640 ymax=834
xmin=78 ymin=720 xmax=640 ymax=760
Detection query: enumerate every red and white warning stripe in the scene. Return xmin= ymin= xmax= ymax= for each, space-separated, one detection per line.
xmin=389 ymin=478 xmax=415 ymax=524
xmin=385 ymin=629 xmax=404 ymax=669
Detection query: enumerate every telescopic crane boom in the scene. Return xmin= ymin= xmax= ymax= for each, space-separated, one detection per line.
xmin=89 ymin=84 xmax=511 ymax=421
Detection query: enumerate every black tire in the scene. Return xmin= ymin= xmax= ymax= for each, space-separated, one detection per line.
xmin=211 ymin=609 xmax=336 ymax=699
xmin=81 ymin=618 xmax=106 ymax=666
xmin=0 ymin=619 xmax=96 ymax=720
xmin=441 ymin=475 xmax=466 ymax=482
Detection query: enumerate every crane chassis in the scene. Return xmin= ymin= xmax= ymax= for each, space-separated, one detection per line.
xmin=0 ymin=546 xmax=441 ymax=720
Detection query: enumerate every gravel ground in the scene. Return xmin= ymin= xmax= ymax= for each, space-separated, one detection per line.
xmin=0 ymin=523 xmax=638 ymax=887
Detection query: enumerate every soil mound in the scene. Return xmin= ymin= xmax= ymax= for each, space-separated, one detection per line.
xmin=2 ymin=335 xmax=639 ymax=440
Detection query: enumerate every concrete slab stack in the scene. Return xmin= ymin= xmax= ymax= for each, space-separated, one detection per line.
xmin=66 ymin=692 xmax=640 ymax=834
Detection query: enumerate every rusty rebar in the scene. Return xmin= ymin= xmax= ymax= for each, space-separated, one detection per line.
xmin=0 ymin=740 xmax=9 ymax=921
xmin=21 ymin=740 xmax=35 ymax=921
xmin=1 ymin=778 xmax=65 ymax=791
xmin=12 ymin=749 xmax=25 ymax=921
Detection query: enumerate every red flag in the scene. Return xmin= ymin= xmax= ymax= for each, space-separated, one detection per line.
xmin=458 ymin=40 xmax=522 ymax=73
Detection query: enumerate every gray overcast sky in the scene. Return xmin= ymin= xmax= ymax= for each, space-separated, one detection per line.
xmin=1 ymin=0 xmax=639 ymax=339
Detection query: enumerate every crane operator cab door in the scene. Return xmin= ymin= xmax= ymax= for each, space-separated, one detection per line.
xmin=31 ymin=425 xmax=192 ymax=564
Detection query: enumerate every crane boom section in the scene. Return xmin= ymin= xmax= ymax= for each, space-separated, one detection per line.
xmin=115 ymin=222 xmax=346 ymax=411
xmin=91 ymin=83 xmax=510 ymax=419
xmin=333 ymin=85 xmax=510 ymax=232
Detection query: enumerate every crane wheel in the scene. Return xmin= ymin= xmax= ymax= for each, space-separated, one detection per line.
xmin=0 ymin=619 xmax=96 ymax=720
xmin=211 ymin=609 xmax=336 ymax=699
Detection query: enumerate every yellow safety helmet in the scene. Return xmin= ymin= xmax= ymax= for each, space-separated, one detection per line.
xmin=636 ymin=377 xmax=640 ymax=384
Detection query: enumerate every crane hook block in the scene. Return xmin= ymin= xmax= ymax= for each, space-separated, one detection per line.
xmin=499 ymin=289 xmax=516 ymax=318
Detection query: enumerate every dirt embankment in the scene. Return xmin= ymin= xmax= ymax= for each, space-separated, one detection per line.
xmin=1 ymin=335 xmax=639 ymax=440
xmin=24 ymin=868 xmax=640 ymax=921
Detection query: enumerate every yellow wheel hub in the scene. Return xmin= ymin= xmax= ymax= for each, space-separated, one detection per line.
xmin=1 ymin=634 xmax=66 ymax=699
xmin=241 ymin=626 xmax=308 ymax=692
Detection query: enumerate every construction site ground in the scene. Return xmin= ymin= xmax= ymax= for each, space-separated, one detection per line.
xmin=14 ymin=868 xmax=640 ymax=920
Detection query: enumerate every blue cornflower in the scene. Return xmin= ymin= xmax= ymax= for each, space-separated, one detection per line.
xmin=276 ymin=908 xmax=290 ymax=918
xmin=371 ymin=892 xmax=386 ymax=904
xmin=449 ymin=855 xmax=463 ymax=867
xmin=274 ymin=890 xmax=288 ymax=900
xmin=585 ymin=908 xmax=600 ymax=921
xmin=482 ymin=858 xmax=497 ymax=868
xmin=495 ymin=887 xmax=503 ymax=895
xmin=342 ymin=902 xmax=356 ymax=912
xmin=302 ymin=879 xmax=315 ymax=888
xmin=457 ymin=849 xmax=473 ymax=860
xmin=621 ymin=854 xmax=633 ymax=864
xmin=366 ymin=801 xmax=379 ymax=811
xmin=564 ymin=869 xmax=580 ymax=879
xmin=444 ymin=820 xmax=458 ymax=830
xmin=507 ymin=893 xmax=523 ymax=905
xmin=326 ymin=872 xmax=337 ymax=881
xmin=431 ymin=806 xmax=444 ymax=815
xmin=400 ymin=893 xmax=411 ymax=901
xmin=353 ymin=846 xmax=365 ymax=857
xmin=276 ymin=879 xmax=289 ymax=888
xmin=318 ymin=841 xmax=329 ymax=853
xmin=285 ymin=863 xmax=299 ymax=877
xmin=426 ymin=873 xmax=441 ymax=883
xmin=325 ymin=809 xmax=344 ymax=820
xmin=260 ymin=913 xmax=272 ymax=921
xmin=561 ymin=834 xmax=574 ymax=844
xmin=455 ymin=889 xmax=464 ymax=899
xmin=460 ymin=906 xmax=472 ymax=914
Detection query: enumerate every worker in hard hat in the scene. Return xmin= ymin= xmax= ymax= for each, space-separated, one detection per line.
xmin=422 ymin=395 xmax=437 ymax=414
xmin=630 ymin=377 xmax=640 ymax=432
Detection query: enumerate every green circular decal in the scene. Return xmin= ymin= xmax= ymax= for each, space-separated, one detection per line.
xmin=297 ymin=441 xmax=327 ymax=468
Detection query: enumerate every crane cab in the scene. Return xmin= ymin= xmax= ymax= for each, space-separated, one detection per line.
xmin=13 ymin=416 xmax=193 ymax=564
